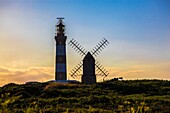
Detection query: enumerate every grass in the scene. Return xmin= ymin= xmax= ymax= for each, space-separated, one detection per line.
xmin=0 ymin=79 xmax=170 ymax=113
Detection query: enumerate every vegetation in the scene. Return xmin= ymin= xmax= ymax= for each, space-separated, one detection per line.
xmin=0 ymin=79 xmax=170 ymax=113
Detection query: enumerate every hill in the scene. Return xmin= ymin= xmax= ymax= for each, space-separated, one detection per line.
xmin=0 ymin=79 xmax=170 ymax=113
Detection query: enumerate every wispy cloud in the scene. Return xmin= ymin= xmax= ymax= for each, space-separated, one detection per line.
xmin=0 ymin=67 xmax=54 ymax=86
xmin=105 ymin=63 xmax=170 ymax=80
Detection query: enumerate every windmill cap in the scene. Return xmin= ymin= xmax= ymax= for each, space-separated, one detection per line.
xmin=84 ymin=52 xmax=95 ymax=60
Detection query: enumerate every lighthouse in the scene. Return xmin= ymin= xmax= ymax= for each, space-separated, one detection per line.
xmin=55 ymin=18 xmax=67 ymax=81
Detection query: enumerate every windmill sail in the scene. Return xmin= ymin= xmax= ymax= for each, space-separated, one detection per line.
xmin=68 ymin=39 xmax=87 ymax=56
xmin=95 ymin=61 xmax=109 ymax=78
xmin=91 ymin=38 xmax=109 ymax=56
xmin=69 ymin=62 xmax=83 ymax=78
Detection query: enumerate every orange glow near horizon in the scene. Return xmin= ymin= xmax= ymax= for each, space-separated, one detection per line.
xmin=0 ymin=62 xmax=170 ymax=86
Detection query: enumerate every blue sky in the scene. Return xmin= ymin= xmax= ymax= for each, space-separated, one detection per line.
xmin=0 ymin=0 xmax=170 ymax=85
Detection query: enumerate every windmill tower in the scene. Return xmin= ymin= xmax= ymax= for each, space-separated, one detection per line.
xmin=82 ymin=52 xmax=96 ymax=84
xmin=68 ymin=38 xmax=109 ymax=84
xmin=55 ymin=18 xmax=67 ymax=81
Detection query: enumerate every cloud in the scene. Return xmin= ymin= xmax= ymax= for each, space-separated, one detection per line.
xmin=1 ymin=63 xmax=170 ymax=86
xmin=122 ymin=70 xmax=145 ymax=75
xmin=0 ymin=67 xmax=54 ymax=86
xmin=107 ymin=69 xmax=145 ymax=79
xmin=0 ymin=67 xmax=10 ymax=73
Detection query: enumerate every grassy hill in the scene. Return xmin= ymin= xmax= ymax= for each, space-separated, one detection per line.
xmin=0 ymin=79 xmax=170 ymax=113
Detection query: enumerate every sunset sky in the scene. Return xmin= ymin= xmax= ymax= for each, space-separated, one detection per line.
xmin=0 ymin=0 xmax=170 ymax=86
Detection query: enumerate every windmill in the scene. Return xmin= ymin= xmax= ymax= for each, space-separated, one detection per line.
xmin=68 ymin=38 xmax=109 ymax=84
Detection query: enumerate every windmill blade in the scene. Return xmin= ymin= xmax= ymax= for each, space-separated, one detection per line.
xmin=103 ymin=38 xmax=109 ymax=44
xmin=95 ymin=61 xmax=109 ymax=78
xmin=91 ymin=38 xmax=109 ymax=56
xmin=68 ymin=38 xmax=87 ymax=56
xmin=69 ymin=62 xmax=83 ymax=78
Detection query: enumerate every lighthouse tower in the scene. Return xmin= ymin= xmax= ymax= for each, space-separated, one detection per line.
xmin=55 ymin=18 xmax=67 ymax=81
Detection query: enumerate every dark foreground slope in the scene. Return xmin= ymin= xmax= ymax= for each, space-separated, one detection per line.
xmin=0 ymin=79 xmax=170 ymax=113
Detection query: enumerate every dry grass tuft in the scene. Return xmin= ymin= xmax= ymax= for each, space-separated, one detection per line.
xmin=44 ymin=82 xmax=81 ymax=90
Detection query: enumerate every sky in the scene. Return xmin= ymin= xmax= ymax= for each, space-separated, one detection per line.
xmin=0 ymin=0 xmax=170 ymax=86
